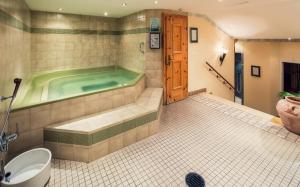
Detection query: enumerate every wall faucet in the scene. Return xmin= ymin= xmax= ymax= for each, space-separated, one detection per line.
xmin=0 ymin=78 xmax=22 ymax=182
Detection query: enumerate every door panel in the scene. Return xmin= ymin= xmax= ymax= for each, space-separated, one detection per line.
xmin=164 ymin=14 xmax=188 ymax=104
xmin=173 ymin=25 xmax=182 ymax=52
xmin=172 ymin=60 xmax=182 ymax=89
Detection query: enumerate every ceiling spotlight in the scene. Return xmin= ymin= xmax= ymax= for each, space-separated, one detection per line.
xmin=58 ymin=8 xmax=63 ymax=11
xmin=104 ymin=12 xmax=108 ymax=16
xmin=122 ymin=2 xmax=127 ymax=6
xmin=154 ymin=1 xmax=158 ymax=4
xmin=288 ymin=37 xmax=292 ymax=41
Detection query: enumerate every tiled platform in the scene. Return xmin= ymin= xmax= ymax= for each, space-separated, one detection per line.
xmin=44 ymin=88 xmax=163 ymax=162
xmin=47 ymin=94 xmax=300 ymax=186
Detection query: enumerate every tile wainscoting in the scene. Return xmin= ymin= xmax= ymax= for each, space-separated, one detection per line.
xmin=7 ymin=77 xmax=145 ymax=159
xmin=44 ymin=88 xmax=163 ymax=162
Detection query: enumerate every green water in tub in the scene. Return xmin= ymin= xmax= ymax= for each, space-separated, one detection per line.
xmin=14 ymin=66 xmax=142 ymax=110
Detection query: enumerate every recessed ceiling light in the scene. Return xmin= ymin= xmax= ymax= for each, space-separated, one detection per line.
xmin=288 ymin=37 xmax=292 ymax=41
xmin=154 ymin=1 xmax=158 ymax=4
xmin=122 ymin=2 xmax=127 ymax=6
xmin=104 ymin=12 xmax=108 ymax=16
xmin=58 ymin=8 xmax=63 ymax=11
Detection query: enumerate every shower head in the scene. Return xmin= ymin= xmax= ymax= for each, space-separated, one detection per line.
xmin=12 ymin=78 xmax=22 ymax=99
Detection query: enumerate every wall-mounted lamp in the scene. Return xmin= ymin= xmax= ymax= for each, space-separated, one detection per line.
xmin=219 ymin=48 xmax=228 ymax=65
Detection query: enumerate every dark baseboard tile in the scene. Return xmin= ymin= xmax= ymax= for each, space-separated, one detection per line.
xmin=188 ymin=88 xmax=207 ymax=96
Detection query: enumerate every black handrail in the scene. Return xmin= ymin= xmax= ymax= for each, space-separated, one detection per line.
xmin=205 ymin=62 xmax=235 ymax=92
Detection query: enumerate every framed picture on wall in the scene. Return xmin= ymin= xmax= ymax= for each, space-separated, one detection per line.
xmin=150 ymin=32 xmax=160 ymax=49
xmin=251 ymin=65 xmax=261 ymax=77
xmin=190 ymin=27 xmax=198 ymax=43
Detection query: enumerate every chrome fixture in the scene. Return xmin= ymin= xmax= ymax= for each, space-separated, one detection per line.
xmin=0 ymin=78 xmax=22 ymax=182
xmin=139 ymin=42 xmax=145 ymax=54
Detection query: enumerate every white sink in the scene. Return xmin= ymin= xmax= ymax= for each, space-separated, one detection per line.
xmin=1 ymin=148 xmax=52 ymax=187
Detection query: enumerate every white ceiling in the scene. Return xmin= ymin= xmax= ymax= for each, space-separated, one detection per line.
xmin=25 ymin=0 xmax=300 ymax=39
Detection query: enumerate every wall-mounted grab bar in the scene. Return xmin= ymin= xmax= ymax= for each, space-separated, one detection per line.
xmin=205 ymin=62 xmax=235 ymax=92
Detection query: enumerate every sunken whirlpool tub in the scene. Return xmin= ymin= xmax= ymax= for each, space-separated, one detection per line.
xmin=10 ymin=66 xmax=145 ymax=156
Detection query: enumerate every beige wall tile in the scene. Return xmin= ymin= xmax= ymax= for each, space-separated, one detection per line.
xmin=9 ymin=131 xmax=31 ymax=154
xmin=123 ymin=128 xmax=137 ymax=146
xmin=90 ymin=140 xmax=109 ymax=161
xmin=30 ymin=128 xmax=44 ymax=147
xmin=136 ymin=124 xmax=149 ymax=141
xmin=50 ymin=106 xmax=70 ymax=124
xmin=85 ymin=99 xmax=100 ymax=115
xmin=100 ymin=97 xmax=113 ymax=111
xmin=57 ymin=143 xmax=74 ymax=160
xmin=0 ymin=1 xmax=31 ymax=131
xmin=9 ymin=110 xmax=31 ymax=133
xmin=70 ymin=102 xmax=86 ymax=119
xmin=109 ymin=134 xmax=124 ymax=153
xmin=30 ymin=108 xmax=51 ymax=129
xmin=31 ymin=11 xmax=120 ymax=72
xmin=74 ymin=145 xmax=90 ymax=162
xmin=112 ymin=94 xmax=125 ymax=108
xmin=149 ymin=120 xmax=159 ymax=136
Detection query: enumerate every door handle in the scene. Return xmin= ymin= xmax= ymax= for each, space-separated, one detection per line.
xmin=167 ymin=55 xmax=173 ymax=66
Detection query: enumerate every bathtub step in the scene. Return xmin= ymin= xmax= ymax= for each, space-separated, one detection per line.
xmin=44 ymin=88 xmax=163 ymax=162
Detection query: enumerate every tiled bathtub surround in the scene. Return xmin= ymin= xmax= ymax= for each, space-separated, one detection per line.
xmin=7 ymin=77 xmax=145 ymax=158
xmin=30 ymin=10 xmax=163 ymax=87
xmin=44 ymin=88 xmax=163 ymax=162
xmin=47 ymin=94 xmax=300 ymax=186
xmin=31 ymin=11 xmax=120 ymax=72
xmin=118 ymin=11 xmax=147 ymax=73
xmin=0 ymin=0 xmax=31 ymax=131
xmin=119 ymin=10 xmax=164 ymax=87
xmin=1 ymin=5 xmax=166 ymax=158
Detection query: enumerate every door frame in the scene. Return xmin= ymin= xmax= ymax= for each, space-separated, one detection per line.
xmin=234 ymin=52 xmax=244 ymax=105
xmin=280 ymin=61 xmax=300 ymax=93
xmin=162 ymin=13 xmax=189 ymax=105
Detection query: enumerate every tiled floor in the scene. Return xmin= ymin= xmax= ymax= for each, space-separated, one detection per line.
xmin=48 ymin=94 xmax=300 ymax=187
xmin=234 ymin=96 xmax=242 ymax=105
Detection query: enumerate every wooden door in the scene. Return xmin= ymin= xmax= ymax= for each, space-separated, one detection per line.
xmin=164 ymin=14 xmax=188 ymax=104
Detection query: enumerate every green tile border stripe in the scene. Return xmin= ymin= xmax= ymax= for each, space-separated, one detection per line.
xmin=31 ymin=27 xmax=150 ymax=35
xmin=2 ymin=8 xmax=300 ymax=41
xmin=0 ymin=8 xmax=30 ymax=32
xmin=44 ymin=111 xmax=158 ymax=146
xmin=31 ymin=28 xmax=120 ymax=35
xmin=0 ymin=9 xmax=150 ymax=35
xmin=119 ymin=28 xmax=150 ymax=35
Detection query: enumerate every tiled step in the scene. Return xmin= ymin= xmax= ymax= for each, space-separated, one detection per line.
xmin=44 ymin=88 xmax=163 ymax=162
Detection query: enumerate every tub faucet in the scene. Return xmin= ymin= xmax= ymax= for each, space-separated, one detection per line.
xmin=0 ymin=125 xmax=18 ymax=152
xmin=0 ymin=78 xmax=22 ymax=182
xmin=0 ymin=78 xmax=21 ymax=152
